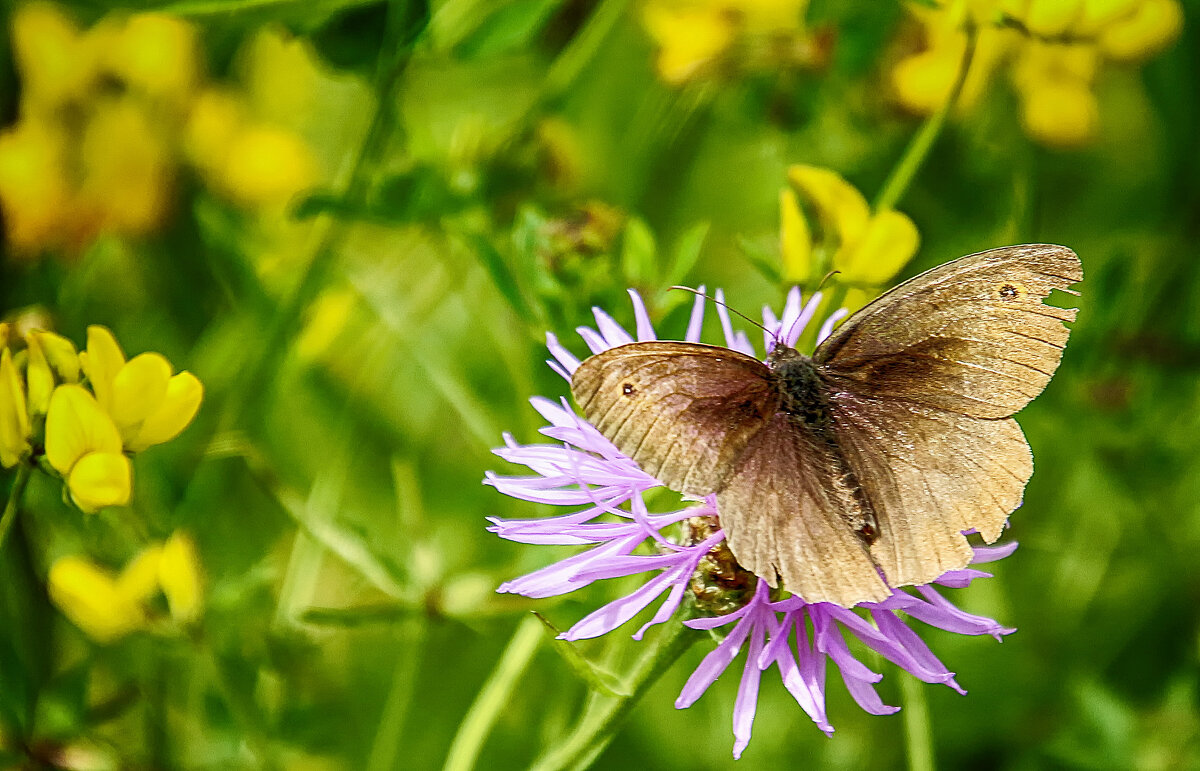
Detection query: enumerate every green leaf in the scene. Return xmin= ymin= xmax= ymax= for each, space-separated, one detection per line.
xmin=534 ymin=613 xmax=629 ymax=698
xmin=454 ymin=0 xmax=564 ymax=59
xmin=663 ymin=221 xmax=709 ymax=287
xmin=620 ymin=218 xmax=657 ymax=287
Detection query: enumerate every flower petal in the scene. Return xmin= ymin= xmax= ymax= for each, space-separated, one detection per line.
xmin=159 ymin=531 xmax=203 ymax=623
xmin=49 ymin=556 xmax=145 ymax=644
xmin=834 ymin=209 xmax=920 ymax=285
xmin=0 ymin=348 xmax=30 ymax=468
xmin=117 ymin=544 xmax=164 ymax=604
xmin=81 ymin=325 xmax=126 ymax=413
xmin=127 ymin=370 xmax=203 ymax=451
xmin=110 ymin=352 xmax=172 ymax=440
xmin=45 ymin=384 xmax=122 ymax=475
xmin=787 ymin=164 xmax=871 ymax=249
xmin=67 ymin=451 xmax=132 ymax=513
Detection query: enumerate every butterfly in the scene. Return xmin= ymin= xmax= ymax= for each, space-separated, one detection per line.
xmin=570 ymin=244 xmax=1082 ymax=607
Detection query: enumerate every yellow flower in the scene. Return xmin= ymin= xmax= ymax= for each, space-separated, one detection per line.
xmin=779 ymin=187 xmax=813 ymax=284
xmin=25 ymin=330 xmax=80 ymax=417
xmin=1018 ymin=78 xmax=1099 ymax=147
xmin=79 ymin=99 xmax=174 ymax=236
xmin=80 ymin=326 xmax=203 ymax=453
xmin=10 ymin=3 xmax=93 ymax=113
xmin=785 ymin=165 xmax=920 ymax=285
xmin=48 ymin=556 xmax=146 ymax=644
xmin=0 ymin=120 xmax=71 ymax=254
xmin=159 ymin=531 xmax=203 ymax=624
xmin=1098 ymin=0 xmax=1183 ymax=62
xmin=44 ymin=384 xmax=131 ymax=513
xmin=105 ymin=13 xmax=200 ymax=100
xmin=642 ymin=3 xmax=736 ymax=84
xmin=219 ymin=126 xmax=318 ymax=207
xmin=0 ymin=348 xmax=31 ymax=469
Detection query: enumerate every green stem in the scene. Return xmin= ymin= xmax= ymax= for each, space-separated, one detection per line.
xmin=530 ymin=620 xmax=704 ymax=771
xmin=203 ymin=644 xmax=280 ymax=771
xmin=442 ymin=614 xmax=544 ymax=771
xmin=0 ymin=464 xmax=33 ymax=554
xmin=872 ymin=19 xmax=978 ymax=213
xmin=900 ymin=673 xmax=936 ymax=771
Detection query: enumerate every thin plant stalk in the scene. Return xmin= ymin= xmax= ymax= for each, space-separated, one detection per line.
xmin=530 ymin=620 xmax=704 ymax=771
xmin=901 ymin=670 xmax=936 ymax=771
xmin=0 ymin=464 xmax=32 ymax=554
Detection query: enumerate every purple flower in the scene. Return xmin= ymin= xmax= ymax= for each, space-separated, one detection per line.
xmin=485 ymin=287 xmax=1017 ymax=757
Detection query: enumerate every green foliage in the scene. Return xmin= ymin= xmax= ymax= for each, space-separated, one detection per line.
xmin=1 ymin=0 xmax=1199 ymax=768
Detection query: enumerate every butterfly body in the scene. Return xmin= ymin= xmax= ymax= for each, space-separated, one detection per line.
xmin=571 ymin=244 xmax=1082 ymax=607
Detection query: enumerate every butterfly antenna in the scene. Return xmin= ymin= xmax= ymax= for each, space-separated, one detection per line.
xmin=816 ymin=270 xmax=841 ymax=292
xmin=668 ymin=285 xmax=778 ymax=344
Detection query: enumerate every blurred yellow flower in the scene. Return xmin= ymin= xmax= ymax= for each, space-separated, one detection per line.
xmin=0 ymin=348 xmax=32 ymax=469
xmin=80 ymin=99 xmax=175 ymax=237
xmin=48 ymin=556 xmax=146 ymax=644
xmin=80 ymin=326 xmax=204 ymax=453
xmin=104 ymin=13 xmax=200 ymax=100
xmin=641 ymin=0 xmax=823 ymax=85
xmin=779 ymin=187 xmax=813 ymax=283
xmin=48 ymin=531 xmax=202 ymax=643
xmin=891 ymin=0 xmax=1183 ymax=148
xmin=159 ymin=531 xmax=203 ymax=624
xmin=44 ymin=384 xmax=131 ymax=513
xmin=0 ymin=120 xmax=71 ymax=254
xmin=10 ymin=2 xmax=92 ymax=113
xmin=220 ymin=126 xmax=318 ymax=207
xmin=785 ymin=165 xmax=920 ymax=286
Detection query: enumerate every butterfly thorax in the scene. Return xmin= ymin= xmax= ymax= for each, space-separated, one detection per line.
xmin=767 ymin=346 xmax=831 ymax=429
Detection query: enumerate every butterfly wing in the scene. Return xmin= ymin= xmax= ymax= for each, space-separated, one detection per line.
xmin=816 ymin=244 xmax=1082 ymax=419
xmin=829 ymin=393 xmax=1032 ymax=587
xmin=571 ymin=342 xmax=778 ymax=496
xmin=716 ymin=413 xmax=890 ymax=606
xmin=817 ymin=244 xmax=1080 ymax=587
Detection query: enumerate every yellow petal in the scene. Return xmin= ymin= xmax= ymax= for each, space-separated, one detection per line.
xmin=44 ymin=384 xmax=123 ymax=475
xmin=159 ymin=531 xmax=203 ymax=624
xmin=0 ymin=323 xmax=9 ymax=349
xmin=109 ymin=353 xmax=172 ymax=441
xmin=1076 ymin=0 xmax=1140 ymax=33
xmin=11 ymin=3 xmax=91 ymax=111
xmin=82 ymin=326 xmax=126 ymax=413
xmin=127 ymin=371 xmax=203 ymax=452
xmin=833 ymin=210 xmax=920 ymax=285
xmin=891 ymin=48 xmax=961 ymax=115
xmin=642 ymin=4 xmax=734 ymax=85
xmin=1019 ymin=79 xmax=1099 ymax=148
xmin=219 ymin=126 xmax=317 ymax=206
xmin=34 ymin=331 xmax=80 ymax=383
xmin=117 ymin=544 xmax=164 ymax=604
xmin=49 ymin=556 xmax=145 ymax=644
xmin=786 ymin=165 xmax=872 ymax=250
xmin=25 ymin=333 xmax=55 ymax=417
xmin=779 ymin=187 xmax=813 ymax=284
xmin=1022 ymin=0 xmax=1085 ymax=36
xmin=1098 ymin=0 xmax=1183 ymax=62
xmin=67 ymin=452 xmax=132 ymax=513
xmin=0 ymin=349 xmax=31 ymax=468
xmin=107 ymin=14 xmax=200 ymax=99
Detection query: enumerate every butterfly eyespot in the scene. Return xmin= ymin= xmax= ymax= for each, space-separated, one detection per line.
xmin=998 ymin=283 xmax=1021 ymax=299
xmin=621 ymin=383 xmax=637 ymax=396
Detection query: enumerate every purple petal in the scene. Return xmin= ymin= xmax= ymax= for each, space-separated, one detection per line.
xmin=546 ymin=332 xmax=580 ymax=375
xmin=628 ymin=289 xmax=656 ymax=342
xmin=816 ymin=307 xmax=848 ymax=344
xmin=732 ymin=621 xmax=767 ymax=759
xmin=972 ymin=542 xmax=1019 ymax=563
xmin=676 ymin=615 xmax=754 ymax=708
xmin=685 ymin=285 xmax=707 ymax=342
xmin=592 ymin=306 xmax=635 ymax=348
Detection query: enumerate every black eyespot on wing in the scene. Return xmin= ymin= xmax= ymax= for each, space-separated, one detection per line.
xmin=622 ymin=382 xmax=637 ymax=396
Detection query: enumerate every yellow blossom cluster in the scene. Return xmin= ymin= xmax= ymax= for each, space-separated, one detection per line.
xmin=891 ymin=0 xmax=1184 ymax=148
xmin=779 ymin=164 xmax=919 ymax=297
xmin=641 ymin=0 xmax=828 ymax=85
xmin=49 ymin=530 xmax=203 ymax=643
xmin=0 ymin=323 xmax=202 ymax=513
xmin=0 ymin=3 xmax=318 ymax=257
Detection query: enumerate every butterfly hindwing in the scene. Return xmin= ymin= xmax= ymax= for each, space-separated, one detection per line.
xmin=716 ymin=414 xmax=890 ymax=606
xmin=816 ymin=244 xmax=1082 ymax=419
xmin=829 ymin=392 xmax=1033 ymax=587
xmin=571 ymin=342 xmax=778 ymax=496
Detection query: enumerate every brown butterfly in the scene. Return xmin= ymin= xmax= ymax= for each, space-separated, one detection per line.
xmin=570 ymin=244 xmax=1082 ymax=607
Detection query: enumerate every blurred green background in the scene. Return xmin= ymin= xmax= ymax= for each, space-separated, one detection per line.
xmin=0 ymin=0 xmax=1197 ymax=768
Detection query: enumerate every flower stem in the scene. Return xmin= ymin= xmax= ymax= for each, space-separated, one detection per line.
xmin=900 ymin=673 xmax=936 ymax=771
xmin=442 ymin=614 xmax=544 ymax=771
xmin=0 ymin=464 xmax=33 ymax=554
xmin=530 ymin=621 xmax=704 ymax=771
xmin=872 ymin=18 xmax=978 ymax=213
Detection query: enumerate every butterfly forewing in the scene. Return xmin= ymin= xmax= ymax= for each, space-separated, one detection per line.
xmin=716 ymin=414 xmax=890 ymax=606
xmin=816 ymin=244 xmax=1082 ymax=419
xmin=570 ymin=342 xmax=778 ymax=496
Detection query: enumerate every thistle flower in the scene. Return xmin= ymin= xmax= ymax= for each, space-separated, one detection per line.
xmin=487 ymin=287 xmax=1018 ymax=757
